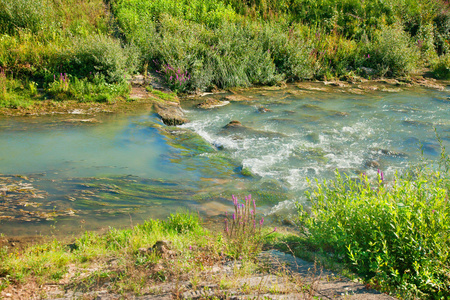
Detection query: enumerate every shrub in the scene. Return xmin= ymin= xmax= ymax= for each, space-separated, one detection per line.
xmin=0 ymin=0 xmax=52 ymax=34
xmin=432 ymin=53 xmax=450 ymax=79
xmin=56 ymin=35 xmax=139 ymax=84
xmin=298 ymin=159 xmax=450 ymax=298
xmin=365 ymin=23 xmax=420 ymax=76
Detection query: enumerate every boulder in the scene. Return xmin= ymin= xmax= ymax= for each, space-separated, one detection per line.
xmin=197 ymin=98 xmax=230 ymax=109
xmin=155 ymin=102 xmax=188 ymax=126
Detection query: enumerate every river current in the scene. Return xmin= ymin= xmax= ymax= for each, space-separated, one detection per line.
xmin=1 ymin=83 xmax=449 ymax=236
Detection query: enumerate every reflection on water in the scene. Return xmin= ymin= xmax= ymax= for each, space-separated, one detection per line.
xmin=0 ymin=84 xmax=449 ymax=236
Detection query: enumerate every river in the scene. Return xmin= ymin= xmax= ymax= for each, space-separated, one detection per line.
xmin=0 ymin=83 xmax=449 ymax=236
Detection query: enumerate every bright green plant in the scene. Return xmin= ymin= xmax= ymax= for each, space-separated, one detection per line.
xmin=298 ymin=154 xmax=450 ymax=298
xmin=432 ymin=53 xmax=450 ymax=79
xmin=46 ymin=73 xmax=130 ymax=102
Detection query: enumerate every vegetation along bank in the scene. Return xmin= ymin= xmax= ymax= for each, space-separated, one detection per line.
xmin=1 ymin=0 xmax=450 ymax=110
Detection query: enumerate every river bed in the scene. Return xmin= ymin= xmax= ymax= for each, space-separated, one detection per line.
xmin=1 ymin=84 xmax=449 ymax=237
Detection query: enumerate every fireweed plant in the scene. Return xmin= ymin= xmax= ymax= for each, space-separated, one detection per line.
xmin=224 ymin=194 xmax=276 ymax=259
xmin=155 ymin=61 xmax=191 ymax=93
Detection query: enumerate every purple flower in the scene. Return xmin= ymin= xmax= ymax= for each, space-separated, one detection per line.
xmin=189 ymin=245 xmax=192 ymax=250
xmin=367 ymin=54 xmax=370 ymax=59
xmin=260 ymin=217 xmax=264 ymax=226
xmin=232 ymin=195 xmax=238 ymax=206
xmin=232 ymin=213 xmax=236 ymax=220
xmin=273 ymin=227 xmax=277 ymax=232
xmin=378 ymin=169 xmax=384 ymax=181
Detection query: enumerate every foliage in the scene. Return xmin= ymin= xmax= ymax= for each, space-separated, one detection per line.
xmin=0 ymin=0 xmax=51 ymax=35
xmin=56 ymin=34 xmax=139 ymax=84
xmin=367 ymin=23 xmax=421 ymax=76
xmin=298 ymin=151 xmax=450 ymax=298
xmin=164 ymin=211 xmax=204 ymax=234
xmin=0 ymin=69 xmax=35 ymax=108
xmin=432 ymin=53 xmax=450 ymax=79
xmin=46 ymin=73 xmax=130 ymax=102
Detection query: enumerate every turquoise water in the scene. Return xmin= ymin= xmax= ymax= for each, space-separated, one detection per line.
xmin=0 ymin=84 xmax=449 ymax=236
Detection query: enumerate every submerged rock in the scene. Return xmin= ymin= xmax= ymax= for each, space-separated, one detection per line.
xmin=403 ymin=119 xmax=433 ymax=128
xmin=370 ymin=148 xmax=408 ymax=158
xmin=364 ymin=160 xmax=381 ymax=169
xmin=222 ymin=120 xmax=286 ymax=138
xmin=305 ymin=132 xmax=320 ymax=144
xmin=155 ymin=102 xmax=188 ymax=126
xmin=223 ymin=95 xmax=253 ymax=102
xmin=257 ymin=106 xmax=271 ymax=113
xmin=224 ymin=120 xmax=243 ymax=128
xmin=196 ymin=98 xmax=230 ymax=109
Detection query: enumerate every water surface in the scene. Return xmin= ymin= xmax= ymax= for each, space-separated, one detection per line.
xmin=1 ymin=84 xmax=449 ymax=236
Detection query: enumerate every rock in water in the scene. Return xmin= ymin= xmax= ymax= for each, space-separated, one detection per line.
xmin=155 ymin=102 xmax=188 ymax=126
xmin=224 ymin=120 xmax=243 ymax=128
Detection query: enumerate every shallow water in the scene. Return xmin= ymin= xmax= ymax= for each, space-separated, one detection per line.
xmin=0 ymin=85 xmax=449 ymax=236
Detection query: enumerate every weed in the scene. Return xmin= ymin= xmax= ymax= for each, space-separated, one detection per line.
xmin=224 ymin=194 xmax=276 ymax=259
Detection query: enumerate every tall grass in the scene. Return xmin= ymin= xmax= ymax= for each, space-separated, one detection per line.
xmin=298 ymin=148 xmax=450 ymax=298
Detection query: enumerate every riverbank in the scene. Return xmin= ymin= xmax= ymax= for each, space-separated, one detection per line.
xmin=0 ymin=73 xmax=448 ymax=118
xmin=0 ymin=212 xmax=396 ymax=300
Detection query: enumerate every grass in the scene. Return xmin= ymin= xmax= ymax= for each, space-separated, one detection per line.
xmin=0 ymin=202 xmax=284 ymax=298
xmin=296 ymin=144 xmax=450 ymax=299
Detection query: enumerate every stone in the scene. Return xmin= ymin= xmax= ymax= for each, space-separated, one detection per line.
xmin=224 ymin=120 xmax=243 ymax=128
xmin=364 ymin=160 xmax=380 ymax=169
xmin=223 ymin=95 xmax=253 ymax=102
xmin=154 ymin=102 xmax=188 ymax=126
xmin=257 ymin=106 xmax=271 ymax=113
xmin=197 ymin=98 xmax=230 ymax=109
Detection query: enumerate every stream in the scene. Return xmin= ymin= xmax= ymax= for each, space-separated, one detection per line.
xmin=1 ymin=83 xmax=449 ymax=237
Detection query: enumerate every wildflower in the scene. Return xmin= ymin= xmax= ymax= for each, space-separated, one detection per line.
xmin=232 ymin=213 xmax=236 ymax=220
xmin=273 ymin=227 xmax=277 ymax=232
xmin=367 ymin=54 xmax=370 ymax=59
xmin=189 ymin=245 xmax=192 ymax=250
xmin=260 ymin=216 xmax=264 ymax=226
xmin=232 ymin=195 xmax=238 ymax=206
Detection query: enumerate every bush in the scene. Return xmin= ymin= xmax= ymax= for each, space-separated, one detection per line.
xmin=298 ymin=160 xmax=450 ymax=298
xmin=364 ymin=23 xmax=420 ymax=76
xmin=56 ymin=35 xmax=139 ymax=84
xmin=0 ymin=0 xmax=52 ymax=34
xmin=432 ymin=53 xmax=450 ymax=79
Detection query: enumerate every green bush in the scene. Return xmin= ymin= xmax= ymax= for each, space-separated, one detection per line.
xmin=298 ymin=161 xmax=450 ymax=298
xmin=55 ymin=35 xmax=139 ymax=84
xmin=363 ymin=23 xmax=420 ymax=76
xmin=0 ymin=0 xmax=52 ymax=34
xmin=432 ymin=53 xmax=450 ymax=79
